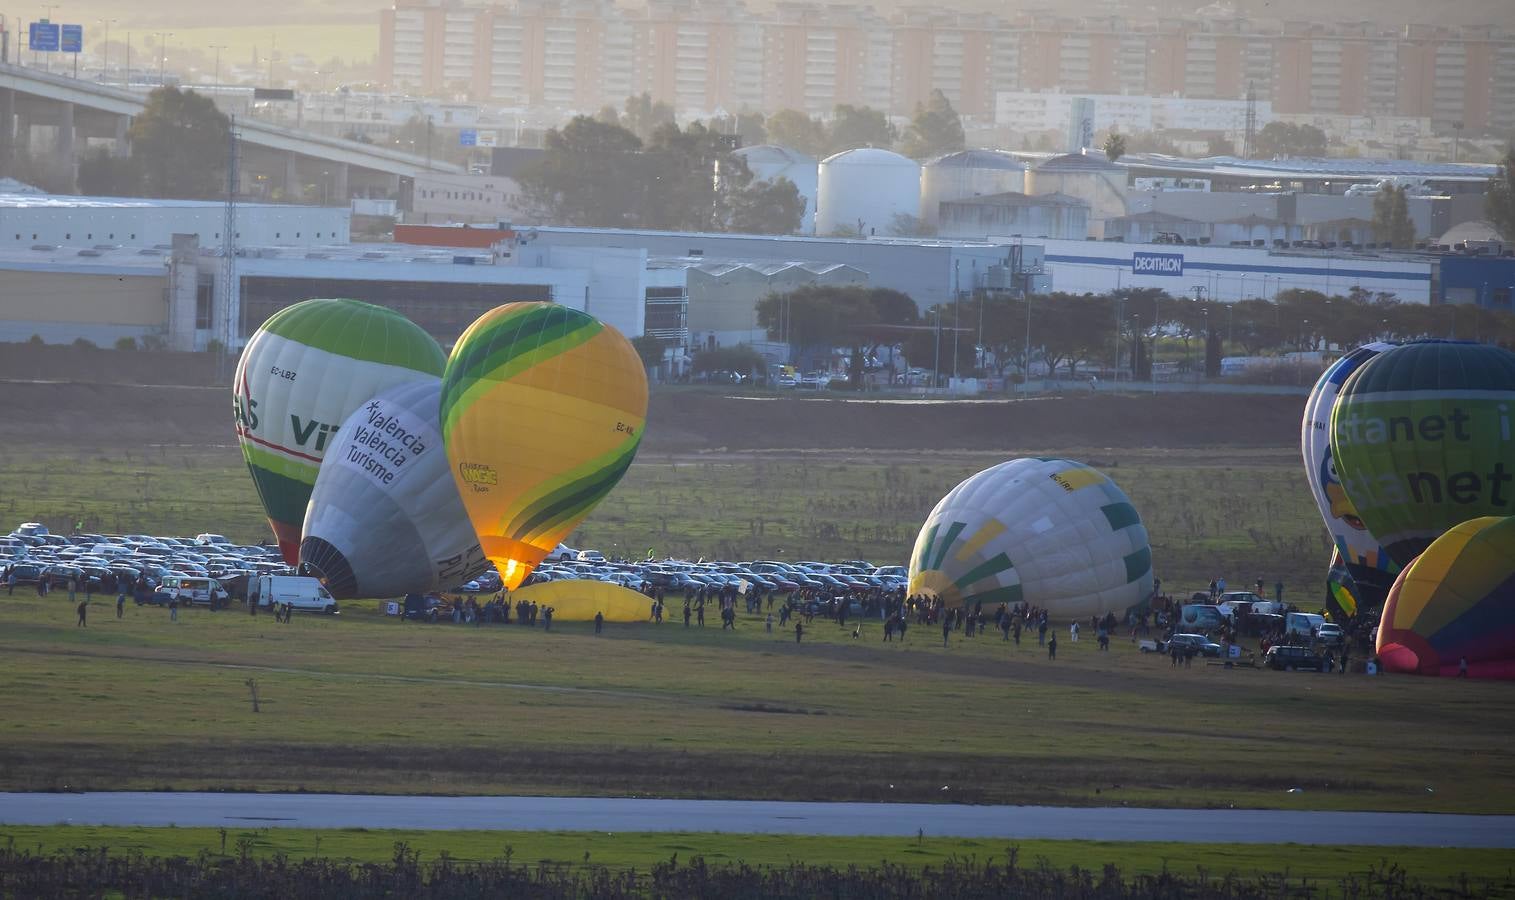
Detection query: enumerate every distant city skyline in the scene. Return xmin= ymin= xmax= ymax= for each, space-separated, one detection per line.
xmin=378 ymin=0 xmax=1515 ymax=135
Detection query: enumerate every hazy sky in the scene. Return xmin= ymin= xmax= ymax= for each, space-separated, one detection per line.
xmin=38 ymin=0 xmax=1515 ymax=30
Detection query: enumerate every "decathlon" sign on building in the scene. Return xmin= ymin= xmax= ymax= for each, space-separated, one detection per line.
xmin=1132 ymin=252 xmax=1184 ymax=276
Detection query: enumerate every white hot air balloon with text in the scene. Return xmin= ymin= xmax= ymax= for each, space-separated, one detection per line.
xmin=300 ymin=379 xmax=488 ymax=598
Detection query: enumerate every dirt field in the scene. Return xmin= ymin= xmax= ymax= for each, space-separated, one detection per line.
xmin=0 ymin=345 xmax=1305 ymax=453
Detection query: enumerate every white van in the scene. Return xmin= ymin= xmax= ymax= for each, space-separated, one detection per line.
xmin=1249 ymin=600 xmax=1285 ymax=617
xmin=250 ymin=575 xmax=339 ymax=614
xmin=1286 ymin=612 xmax=1325 ymax=638
xmin=195 ymin=533 xmax=231 ymax=546
xmin=162 ymin=575 xmax=230 ymax=608
xmin=1179 ymin=603 xmax=1227 ymax=632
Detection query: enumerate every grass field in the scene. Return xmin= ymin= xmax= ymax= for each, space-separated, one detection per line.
xmin=4 ymin=826 xmax=1513 ymax=890
xmin=0 ymin=444 xmax=1327 ymax=595
xmin=1 ymin=591 xmax=1511 ymax=812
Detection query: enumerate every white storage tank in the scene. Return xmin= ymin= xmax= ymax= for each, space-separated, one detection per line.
xmin=816 ymin=148 xmax=922 ymax=237
xmin=732 ymin=144 xmax=819 ymax=235
xmin=1025 ymin=152 xmax=1130 ymax=238
xmin=919 ymin=150 xmax=1026 ymax=226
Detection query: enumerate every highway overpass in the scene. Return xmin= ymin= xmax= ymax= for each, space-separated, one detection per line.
xmin=0 ymin=61 xmax=463 ymax=198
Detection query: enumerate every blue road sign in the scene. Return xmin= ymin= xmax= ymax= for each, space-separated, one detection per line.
xmin=60 ymin=24 xmax=82 ymax=53
xmin=29 ymin=21 xmax=60 ymax=52
xmin=459 ymin=129 xmax=478 ymax=147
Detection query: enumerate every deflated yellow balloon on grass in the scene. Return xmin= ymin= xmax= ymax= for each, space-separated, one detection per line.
xmin=440 ymin=302 xmax=649 ymax=590
xmin=512 ymin=579 xmax=650 ymax=622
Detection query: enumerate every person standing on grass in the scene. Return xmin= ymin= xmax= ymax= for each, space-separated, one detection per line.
xmin=116 ymin=590 xmax=125 ymax=619
xmin=795 ymin=621 xmax=803 ymax=644
xmin=766 ymin=612 xmax=774 ymax=634
xmin=77 ymin=599 xmax=87 ymax=627
xmin=595 ymin=610 xmax=604 ymax=634
xmin=1047 ymin=633 xmax=1057 ymax=660
xmin=6 ymin=567 xmax=14 ymax=595
xmin=1037 ymin=618 xmax=1047 ymax=646
xmin=942 ymin=617 xmax=951 ymax=649
xmin=1457 ymin=656 xmax=1469 ymax=678
xmin=169 ymin=596 xmax=178 ymax=622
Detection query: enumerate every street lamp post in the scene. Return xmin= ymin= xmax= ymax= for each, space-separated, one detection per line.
xmin=209 ymin=44 xmax=226 ymax=87
xmin=40 ymin=5 xmax=59 ymax=72
xmin=155 ymin=31 xmax=172 ymax=85
xmin=933 ymin=306 xmax=942 ymax=390
xmin=99 ymin=19 xmax=117 ymax=81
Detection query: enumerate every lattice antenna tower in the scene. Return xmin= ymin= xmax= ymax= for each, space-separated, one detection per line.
xmin=1243 ymin=82 xmax=1257 ymax=159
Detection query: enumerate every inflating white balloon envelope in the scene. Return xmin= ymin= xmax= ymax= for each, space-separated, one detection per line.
xmin=908 ymin=457 xmax=1153 ymax=620
xmin=300 ymin=379 xmax=488 ymax=598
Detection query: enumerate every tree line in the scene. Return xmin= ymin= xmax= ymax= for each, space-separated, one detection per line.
xmin=733 ymin=284 xmax=1515 ymax=385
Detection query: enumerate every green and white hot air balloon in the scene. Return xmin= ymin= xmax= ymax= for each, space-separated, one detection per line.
xmin=908 ymin=458 xmax=1153 ymax=620
xmin=233 ymin=299 xmax=445 ymax=564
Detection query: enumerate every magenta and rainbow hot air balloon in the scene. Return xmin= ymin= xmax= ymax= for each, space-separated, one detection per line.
xmin=1376 ymin=516 xmax=1515 ymax=679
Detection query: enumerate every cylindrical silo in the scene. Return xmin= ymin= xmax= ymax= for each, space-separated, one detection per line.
xmin=1026 ymin=152 xmax=1129 ymax=238
xmin=816 ymin=148 xmax=922 ymax=237
xmin=733 ymin=144 xmax=819 ymax=235
xmin=919 ymin=150 xmax=1026 ymax=226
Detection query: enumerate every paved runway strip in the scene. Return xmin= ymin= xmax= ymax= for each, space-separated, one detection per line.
xmin=2 ymin=793 xmax=1512 ymax=847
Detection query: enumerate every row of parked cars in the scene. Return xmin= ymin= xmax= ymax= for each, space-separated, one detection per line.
xmin=3 ymin=521 xmax=289 ymax=604
xmin=455 ymin=545 xmax=910 ymax=599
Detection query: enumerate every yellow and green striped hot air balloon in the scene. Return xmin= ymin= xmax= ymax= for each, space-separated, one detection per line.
xmin=440 ymin=302 xmax=649 ymax=593
xmin=233 ymin=299 xmax=445 ymax=565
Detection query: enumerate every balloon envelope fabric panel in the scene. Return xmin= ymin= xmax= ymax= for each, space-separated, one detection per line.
xmin=512 ymin=579 xmax=650 ymax=622
xmin=441 ymin=303 xmax=649 ymax=591
xmin=908 ymin=458 xmax=1152 ymax=620
xmin=1330 ymin=340 xmax=1515 ymax=567
xmin=1301 ymin=342 xmax=1397 ymax=575
xmin=300 ymin=379 xmax=487 ymax=599
xmin=1377 ymin=516 xmax=1515 ymax=679
xmin=234 ymin=299 xmax=446 ymax=564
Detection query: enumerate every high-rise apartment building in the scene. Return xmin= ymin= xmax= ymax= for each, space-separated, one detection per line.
xmin=378 ymin=1 xmax=1515 ymax=134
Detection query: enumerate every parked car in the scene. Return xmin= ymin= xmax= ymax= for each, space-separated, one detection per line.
xmin=1265 ymin=644 xmax=1326 ymax=672
xmin=1152 ymin=633 xmax=1222 ymax=657
xmin=403 ymin=593 xmax=452 ymax=622
xmin=4 ymin=562 xmax=44 ymax=585
xmin=1316 ymin=623 xmax=1346 ymax=647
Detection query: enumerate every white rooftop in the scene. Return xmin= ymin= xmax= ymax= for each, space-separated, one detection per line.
xmin=0 ymin=192 xmax=334 ymax=211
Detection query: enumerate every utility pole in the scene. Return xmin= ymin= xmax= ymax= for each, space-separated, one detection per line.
xmin=210 ymin=44 xmax=225 ymax=87
xmin=221 ymin=115 xmax=239 ymax=380
xmin=951 ymin=260 xmax=960 ymax=381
